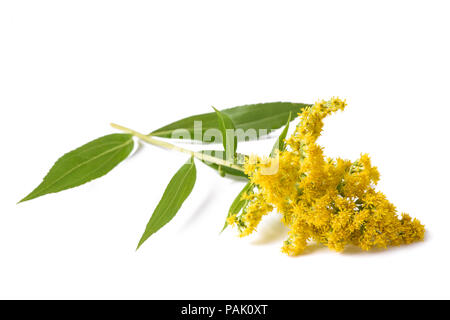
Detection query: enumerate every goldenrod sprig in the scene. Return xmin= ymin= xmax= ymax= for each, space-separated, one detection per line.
xmin=18 ymin=99 xmax=425 ymax=254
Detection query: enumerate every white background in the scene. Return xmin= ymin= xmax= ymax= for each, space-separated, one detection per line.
xmin=1 ymin=0 xmax=449 ymax=299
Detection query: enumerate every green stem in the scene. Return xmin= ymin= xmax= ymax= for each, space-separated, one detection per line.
xmin=110 ymin=123 xmax=245 ymax=172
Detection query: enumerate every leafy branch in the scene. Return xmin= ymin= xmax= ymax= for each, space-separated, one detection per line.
xmin=19 ymin=102 xmax=308 ymax=249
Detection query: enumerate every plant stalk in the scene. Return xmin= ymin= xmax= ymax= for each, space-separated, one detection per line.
xmin=110 ymin=123 xmax=245 ymax=172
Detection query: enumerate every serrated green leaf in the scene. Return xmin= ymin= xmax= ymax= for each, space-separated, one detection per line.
xmin=221 ymin=181 xmax=253 ymax=232
xmin=212 ymin=106 xmax=237 ymax=160
xmin=150 ymin=102 xmax=309 ymax=143
xmin=199 ymin=150 xmax=248 ymax=178
xmin=137 ymin=157 xmax=197 ymax=250
xmin=270 ymin=112 xmax=292 ymax=157
xmin=19 ymin=133 xmax=134 ymax=203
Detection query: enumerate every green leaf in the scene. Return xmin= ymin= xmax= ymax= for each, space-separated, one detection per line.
xmin=199 ymin=150 xmax=248 ymax=178
xmin=221 ymin=181 xmax=253 ymax=232
xmin=137 ymin=157 xmax=197 ymax=250
xmin=212 ymin=106 xmax=237 ymax=160
xmin=150 ymin=102 xmax=309 ymax=143
xmin=19 ymin=134 xmax=134 ymax=203
xmin=270 ymin=112 xmax=292 ymax=157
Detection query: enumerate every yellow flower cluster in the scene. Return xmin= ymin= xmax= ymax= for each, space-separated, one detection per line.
xmin=228 ymin=98 xmax=425 ymax=255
